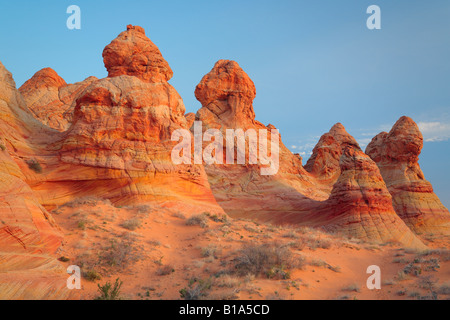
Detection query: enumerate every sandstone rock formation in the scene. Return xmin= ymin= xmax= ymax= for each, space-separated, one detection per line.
xmin=102 ymin=24 xmax=173 ymax=83
xmin=19 ymin=68 xmax=96 ymax=131
xmin=185 ymin=112 xmax=195 ymax=129
xmin=0 ymin=61 xmax=69 ymax=299
xmin=195 ymin=60 xmax=257 ymax=129
xmin=23 ymin=26 xmax=223 ymax=214
xmin=305 ymin=123 xmax=361 ymax=187
xmin=366 ymin=116 xmax=450 ymax=234
xmin=313 ymin=147 xmax=424 ymax=247
xmin=4 ymin=22 xmax=450 ymax=300
xmin=193 ymin=60 xmax=331 ymax=220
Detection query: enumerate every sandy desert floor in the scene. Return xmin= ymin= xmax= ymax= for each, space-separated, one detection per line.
xmin=50 ymin=197 xmax=450 ymax=300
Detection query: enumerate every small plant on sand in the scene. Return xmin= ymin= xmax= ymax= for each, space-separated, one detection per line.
xmin=157 ymin=264 xmax=175 ymax=276
xmin=403 ymin=263 xmax=422 ymax=276
xmin=0 ymin=143 xmax=5 ymax=151
xmin=233 ymin=243 xmax=304 ymax=278
xmin=186 ymin=214 xmax=209 ymax=228
xmin=84 ymin=269 xmax=102 ymax=281
xmin=438 ymin=282 xmax=450 ymax=295
xmin=418 ymin=276 xmax=438 ymax=300
xmin=121 ymin=218 xmax=141 ymax=231
xmin=77 ymin=219 xmax=87 ymax=230
xmin=100 ymin=233 xmax=140 ymax=269
xmin=179 ymin=278 xmax=212 ymax=300
xmin=342 ymin=283 xmax=360 ymax=292
xmin=201 ymin=245 xmax=219 ymax=258
xmin=95 ymin=278 xmax=123 ymax=300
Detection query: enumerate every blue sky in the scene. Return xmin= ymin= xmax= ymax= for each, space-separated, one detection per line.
xmin=0 ymin=0 xmax=449 ymax=207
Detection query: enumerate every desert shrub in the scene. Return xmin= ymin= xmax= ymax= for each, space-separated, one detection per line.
xmin=84 ymin=269 xmax=102 ymax=281
xmin=403 ymin=263 xmax=422 ymax=276
xmin=204 ymin=212 xmax=228 ymax=223
xmin=310 ymin=238 xmax=332 ymax=250
xmin=186 ymin=214 xmax=209 ymax=228
xmin=121 ymin=218 xmax=141 ymax=231
xmin=266 ymin=291 xmax=286 ymax=300
xmin=95 ymin=278 xmax=122 ymax=300
xmin=438 ymin=282 xmax=450 ymax=295
xmin=408 ymin=291 xmax=421 ymax=298
xmin=233 ymin=243 xmax=304 ymax=278
xmin=418 ymin=276 xmax=438 ymax=300
xmin=397 ymin=271 xmax=409 ymax=281
xmin=309 ymin=259 xmax=327 ymax=267
xmin=134 ymin=204 xmax=153 ymax=214
xmin=201 ymin=245 xmax=218 ymax=258
xmin=77 ymin=219 xmax=88 ymax=230
xmin=157 ymin=264 xmax=175 ymax=276
xmin=26 ymin=159 xmax=42 ymax=173
xmin=100 ymin=233 xmax=140 ymax=269
xmin=172 ymin=211 xmax=186 ymax=219
xmin=58 ymin=256 xmax=70 ymax=262
xmin=179 ymin=278 xmax=212 ymax=300
xmin=0 ymin=144 xmax=5 ymax=151
xmin=287 ymin=240 xmax=306 ymax=251
xmin=282 ymin=231 xmax=299 ymax=239
xmin=397 ymin=290 xmax=406 ymax=296
xmin=423 ymin=258 xmax=440 ymax=272
xmin=266 ymin=266 xmax=291 ymax=280
xmin=393 ymin=258 xmax=408 ymax=264
xmin=216 ymin=275 xmax=240 ymax=288
xmin=327 ymin=264 xmax=341 ymax=273
xmin=342 ymin=283 xmax=360 ymax=292
xmin=63 ymin=196 xmax=101 ymax=208
xmin=148 ymin=239 xmax=161 ymax=247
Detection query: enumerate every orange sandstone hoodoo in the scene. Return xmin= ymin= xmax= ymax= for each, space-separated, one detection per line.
xmin=19 ymin=67 xmax=97 ymax=131
xmin=191 ymin=59 xmax=426 ymax=248
xmin=366 ymin=116 xmax=450 ymax=235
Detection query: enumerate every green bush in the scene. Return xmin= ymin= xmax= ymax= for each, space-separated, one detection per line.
xmin=95 ymin=278 xmax=123 ymax=300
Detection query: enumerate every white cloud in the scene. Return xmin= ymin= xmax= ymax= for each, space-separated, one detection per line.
xmin=357 ymin=138 xmax=373 ymax=148
xmin=288 ymin=144 xmax=314 ymax=159
xmin=417 ymin=121 xmax=450 ymax=142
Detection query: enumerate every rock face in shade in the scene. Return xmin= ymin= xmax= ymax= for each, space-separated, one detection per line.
xmin=193 ymin=59 xmax=329 ymax=220
xmin=366 ymin=116 xmax=450 ymax=234
xmin=19 ymin=67 xmax=97 ymax=131
xmin=102 ymin=24 xmax=173 ymax=83
xmin=29 ymin=26 xmax=223 ymax=213
xmin=0 ymin=61 xmax=69 ymax=299
xmin=305 ymin=123 xmax=361 ymax=186
xmin=313 ymin=147 xmax=425 ymax=248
